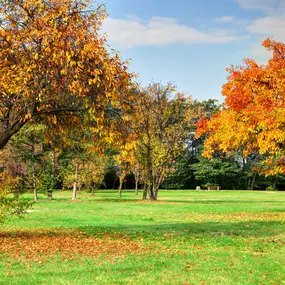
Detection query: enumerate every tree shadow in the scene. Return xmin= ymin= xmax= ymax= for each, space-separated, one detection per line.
xmin=1 ymin=220 xmax=283 ymax=240
xmin=76 ymin=220 xmax=284 ymax=239
xmin=94 ymin=198 xmax=141 ymax=203
xmin=162 ymin=199 xmax=284 ymax=204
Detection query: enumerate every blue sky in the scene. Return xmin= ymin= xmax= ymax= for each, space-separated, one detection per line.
xmin=98 ymin=0 xmax=284 ymax=101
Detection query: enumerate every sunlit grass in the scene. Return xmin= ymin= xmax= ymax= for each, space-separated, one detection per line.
xmin=0 ymin=190 xmax=284 ymax=285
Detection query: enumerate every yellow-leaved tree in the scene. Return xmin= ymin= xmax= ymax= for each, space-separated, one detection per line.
xmin=0 ymin=0 xmax=133 ymax=221
xmin=0 ymin=0 xmax=133 ymax=150
xmin=134 ymin=83 xmax=198 ymax=200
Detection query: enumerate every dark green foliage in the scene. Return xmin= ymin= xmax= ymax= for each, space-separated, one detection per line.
xmin=0 ymin=177 xmax=31 ymax=224
xmin=191 ymin=155 xmax=241 ymax=189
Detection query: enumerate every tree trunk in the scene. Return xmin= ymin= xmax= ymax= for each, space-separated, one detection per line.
xmin=273 ymin=177 xmax=277 ymax=189
xmin=32 ymin=162 xmax=38 ymax=201
xmin=154 ymin=187 xmax=159 ymax=200
xmin=0 ymin=120 xmax=28 ymax=151
xmin=72 ymin=160 xmax=79 ymax=201
xmin=118 ymin=179 xmax=123 ymax=198
xmin=146 ymin=142 xmax=156 ymax=200
xmin=250 ymin=172 xmax=257 ymax=190
xmin=135 ymin=179 xmax=139 ymax=196
xmin=118 ymin=170 xmax=125 ymax=198
xmin=31 ymin=138 xmax=38 ymax=202
xmin=247 ymin=176 xmax=251 ymax=190
xmin=134 ymin=167 xmax=140 ymax=196
xmin=242 ymin=157 xmax=249 ymax=190
xmin=148 ymin=185 xmax=156 ymax=200
xmin=48 ymin=147 xmax=55 ymax=201
xmin=153 ymin=176 xmax=163 ymax=200
xmin=142 ymin=184 xmax=147 ymax=200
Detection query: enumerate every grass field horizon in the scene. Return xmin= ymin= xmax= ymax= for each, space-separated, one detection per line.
xmin=0 ymin=190 xmax=284 ymax=285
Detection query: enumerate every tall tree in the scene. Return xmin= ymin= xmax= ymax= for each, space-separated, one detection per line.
xmin=135 ymin=83 xmax=197 ymax=200
xmin=0 ymin=148 xmax=30 ymax=223
xmin=0 ymin=0 xmax=132 ymax=150
xmin=8 ymin=124 xmax=46 ymax=201
xmin=114 ymin=135 xmax=137 ymax=198
xmin=162 ymin=99 xmax=221 ymax=190
xmin=197 ymin=39 xmax=285 ymax=176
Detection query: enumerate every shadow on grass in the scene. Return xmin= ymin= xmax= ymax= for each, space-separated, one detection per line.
xmin=1 ymin=220 xmax=284 ymax=239
xmin=77 ymin=220 xmax=284 ymax=239
xmin=25 ymin=197 xmax=281 ymax=204
xmin=163 ymin=200 xmax=284 ymax=204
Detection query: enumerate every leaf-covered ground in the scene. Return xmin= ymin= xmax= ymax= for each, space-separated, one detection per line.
xmin=0 ymin=190 xmax=284 ymax=285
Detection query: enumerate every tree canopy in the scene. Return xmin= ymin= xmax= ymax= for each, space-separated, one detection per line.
xmin=0 ymin=0 xmax=133 ymax=150
xmin=197 ymin=39 xmax=285 ymax=175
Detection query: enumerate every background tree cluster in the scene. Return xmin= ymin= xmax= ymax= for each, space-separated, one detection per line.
xmin=1 ymin=1 xmax=285 ymax=222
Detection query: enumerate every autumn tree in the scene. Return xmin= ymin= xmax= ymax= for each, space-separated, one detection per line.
xmin=8 ymin=124 xmax=46 ymax=201
xmin=61 ymin=146 xmax=107 ymax=199
xmin=0 ymin=148 xmax=31 ymax=223
xmin=135 ymin=83 xmax=197 ymax=200
xmin=0 ymin=0 xmax=132 ymax=150
xmin=162 ymin=99 xmax=221 ymax=189
xmin=114 ymin=136 xmax=137 ymax=198
xmin=197 ymin=39 xmax=285 ymax=176
xmin=132 ymin=161 xmax=141 ymax=196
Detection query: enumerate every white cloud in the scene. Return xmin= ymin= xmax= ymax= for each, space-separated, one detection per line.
xmin=235 ymin=0 xmax=285 ymax=60
xmin=235 ymin=0 xmax=285 ymax=15
xmin=213 ymin=16 xmax=234 ymax=23
xmin=103 ymin=16 xmax=246 ymax=48
xmin=251 ymin=43 xmax=272 ymax=64
xmin=248 ymin=17 xmax=285 ymax=42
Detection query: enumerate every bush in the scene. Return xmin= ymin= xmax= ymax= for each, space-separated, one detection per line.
xmin=0 ymin=174 xmax=31 ymax=224
xmin=266 ymin=185 xmax=278 ymax=191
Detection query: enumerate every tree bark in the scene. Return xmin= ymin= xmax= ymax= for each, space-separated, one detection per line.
xmin=118 ymin=179 xmax=123 ymax=198
xmin=72 ymin=160 xmax=79 ymax=201
xmin=148 ymin=185 xmax=156 ymax=200
xmin=118 ymin=170 xmax=125 ymax=198
xmin=48 ymin=147 xmax=55 ymax=201
xmin=0 ymin=120 xmax=28 ymax=151
xmin=153 ymin=175 xmax=163 ymax=200
xmin=242 ymin=157 xmax=249 ymax=190
xmin=134 ymin=166 xmax=140 ymax=196
xmin=32 ymin=163 xmax=38 ymax=201
xmin=146 ymin=141 xmax=156 ymax=200
xmin=142 ymin=184 xmax=147 ymax=200
xmin=31 ymin=135 xmax=38 ymax=202
xmin=135 ymin=178 xmax=139 ymax=196
xmin=154 ymin=187 xmax=159 ymax=200
xmin=32 ymin=162 xmax=38 ymax=201
xmin=250 ymin=172 xmax=257 ymax=190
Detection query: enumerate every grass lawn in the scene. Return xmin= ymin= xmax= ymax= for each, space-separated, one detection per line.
xmin=0 ymin=190 xmax=284 ymax=285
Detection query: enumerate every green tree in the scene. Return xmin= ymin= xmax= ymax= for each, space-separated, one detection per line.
xmin=9 ymin=124 xmax=46 ymax=201
xmin=0 ymin=149 xmax=31 ymax=223
xmin=134 ymin=83 xmax=198 ymax=200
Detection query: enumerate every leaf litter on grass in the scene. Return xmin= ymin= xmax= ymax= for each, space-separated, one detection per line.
xmin=0 ymin=228 xmax=149 ymax=263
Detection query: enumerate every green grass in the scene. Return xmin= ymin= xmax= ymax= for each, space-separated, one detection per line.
xmin=0 ymin=190 xmax=284 ymax=285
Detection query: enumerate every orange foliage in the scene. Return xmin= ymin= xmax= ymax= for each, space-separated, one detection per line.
xmin=197 ymin=38 xmax=285 ymax=175
xmin=0 ymin=0 xmax=133 ymax=150
xmin=0 ymin=229 xmax=145 ymax=262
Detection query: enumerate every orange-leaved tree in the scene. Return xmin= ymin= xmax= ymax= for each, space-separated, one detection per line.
xmin=197 ymin=38 xmax=285 ymax=175
xmin=0 ymin=0 xmax=133 ymax=150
